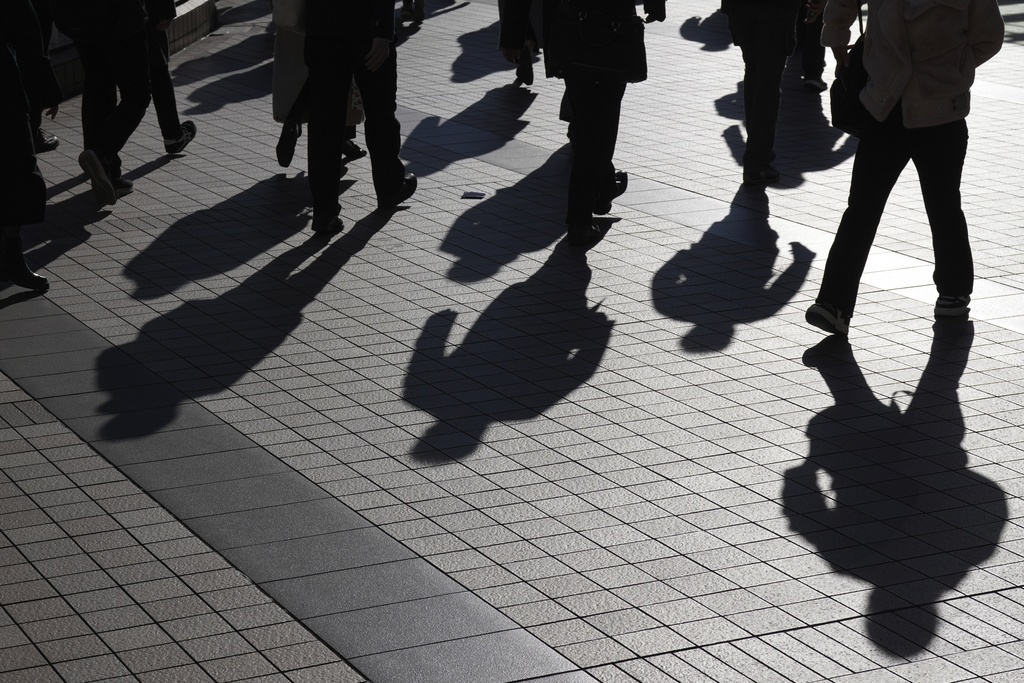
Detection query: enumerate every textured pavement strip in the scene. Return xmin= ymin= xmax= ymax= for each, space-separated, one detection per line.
xmin=3 ymin=0 xmax=1024 ymax=681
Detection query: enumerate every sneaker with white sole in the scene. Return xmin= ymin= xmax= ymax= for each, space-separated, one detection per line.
xmin=806 ymin=302 xmax=850 ymax=336
xmin=165 ymin=120 xmax=197 ymax=155
xmin=934 ymin=295 xmax=970 ymax=317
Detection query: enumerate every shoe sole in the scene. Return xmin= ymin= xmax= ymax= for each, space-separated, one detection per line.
xmin=79 ymin=151 xmax=116 ymax=206
xmin=805 ymin=308 xmax=848 ymax=337
xmin=934 ymin=307 xmax=970 ymax=317
xmin=165 ymin=122 xmax=197 ymax=155
xmin=378 ymin=178 xmax=417 ymax=209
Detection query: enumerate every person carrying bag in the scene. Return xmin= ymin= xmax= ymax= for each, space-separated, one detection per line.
xmin=806 ymin=0 xmax=1004 ymax=336
xmin=500 ymin=0 xmax=665 ymax=246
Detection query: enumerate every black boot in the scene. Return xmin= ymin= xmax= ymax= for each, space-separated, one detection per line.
xmin=0 ymin=233 xmax=49 ymax=291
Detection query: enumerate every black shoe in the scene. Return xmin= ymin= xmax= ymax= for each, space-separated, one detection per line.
xmin=378 ymin=173 xmax=417 ymax=209
xmin=516 ymin=49 xmax=534 ymax=86
xmin=79 ymin=150 xmax=117 ymax=206
xmin=276 ymin=120 xmax=301 ymax=167
xmin=0 ymin=234 xmax=49 ymax=291
xmin=311 ymin=215 xmax=343 ymax=234
xmin=803 ymin=76 xmax=828 ymax=93
xmin=567 ymin=221 xmax=601 ymax=245
xmin=594 ymin=171 xmax=628 ymax=215
xmin=165 ymin=120 xmax=197 ymax=155
xmin=805 ymin=302 xmax=849 ymax=336
xmin=934 ymin=295 xmax=970 ymax=317
xmin=113 ymin=177 xmax=134 ymax=198
xmin=33 ymin=129 xmax=59 ymax=153
xmin=341 ymin=140 xmax=367 ymax=166
xmin=743 ymin=165 xmax=780 ymax=185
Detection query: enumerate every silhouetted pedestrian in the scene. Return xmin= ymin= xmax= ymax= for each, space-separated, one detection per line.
xmin=720 ymin=0 xmax=802 ymax=185
xmin=53 ymin=0 xmax=152 ymax=206
xmin=806 ymin=0 xmax=1004 ymax=336
xmin=303 ymin=0 xmax=416 ymax=233
xmin=1 ymin=0 xmax=62 ymax=291
xmin=798 ymin=0 xmax=826 ymax=92
xmin=501 ymin=0 xmax=665 ymax=245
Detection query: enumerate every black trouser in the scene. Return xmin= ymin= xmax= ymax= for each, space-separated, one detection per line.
xmin=28 ymin=0 xmax=53 ymax=137
xmin=146 ymin=22 xmax=183 ymax=142
xmin=76 ymin=31 xmax=152 ymax=180
xmin=0 ymin=90 xmax=46 ymax=226
xmin=563 ymin=76 xmax=625 ymax=225
xmin=796 ymin=5 xmax=825 ymax=80
xmin=817 ymin=107 xmax=972 ymax=317
xmin=727 ymin=7 xmax=798 ymax=170
xmin=304 ymin=35 xmax=404 ymax=217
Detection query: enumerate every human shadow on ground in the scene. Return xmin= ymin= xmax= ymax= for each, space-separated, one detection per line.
xmin=123 ymin=174 xmax=317 ymax=299
xmin=784 ymin=325 xmax=1007 ymax=657
xmin=402 ymin=85 xmax=537 ymax=178
xmin=715 ymin=59 xmax=856 ymax=186
xmin=96 ymin=212 xmax=391 ymax=438
xmin=451 ymin=20 xmax=514 ymax=83
xmin=183 ymin=60 xmax=274 ymax=115
xmin=651 ymin=186 xmax=814 ymax=352
xmin=438 ymin=148 xmax=570 ymax=282
xmin=169 ymin=31 xmax=275 ymax=90
xmin=404 ymin=242 xmax=612 ymax=460
xmin=679 ymin=11 xmax=731 ymax=51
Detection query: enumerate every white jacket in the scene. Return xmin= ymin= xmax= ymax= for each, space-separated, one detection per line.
xmin=821 ymin=0 xmax=1004 ymax=128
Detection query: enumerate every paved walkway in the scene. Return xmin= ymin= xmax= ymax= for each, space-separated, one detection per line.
xmin=4 ymin=1 xmax=1024 ymax=681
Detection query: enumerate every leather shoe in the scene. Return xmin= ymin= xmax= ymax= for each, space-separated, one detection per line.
xmin=594 ymin=170 xmax=628 ymax=215
xmin=567 ymin=221 xmax=601 ymax=245
xmin=33 ymin=129 xmax=59 ymax=153
xmin=378 ymin=173 xmax=417 ymax=209
xmin=311 ymin=214 xmax=343 ymax=234
xmin=743 ymin=165 xmax=780 ymax=185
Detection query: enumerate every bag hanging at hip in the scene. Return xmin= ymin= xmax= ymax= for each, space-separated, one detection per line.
xmin=829 ymin=36 xmax=873 ymax=137
xmin=547 ymin=1 xmax=647 ymax=83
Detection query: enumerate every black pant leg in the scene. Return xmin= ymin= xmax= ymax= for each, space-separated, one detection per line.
xmin=352 ymin=47 xmax=405 ymax=199
xmin=76 ymin=38 xmax=118 ymax=157
xmin=817 ymin=115 xmax=909 ymax=316
xmin=305 ymin=36 xmax=353 ymax=217
xmin=563 ymin=77 xmax=625 ymax=225
xmin=910 ymin=119 xmax=972 ymax=297
xmin=728 ymin=11 xmax=796 ymax=170
xmin=77 ymin=33 xmax=152 ymax=179
xmin=146 ymin=23 xmax=182 ymax=141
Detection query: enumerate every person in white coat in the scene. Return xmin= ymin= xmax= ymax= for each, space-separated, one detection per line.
xmin=806 ymin=0 xmax=1004 ymax=336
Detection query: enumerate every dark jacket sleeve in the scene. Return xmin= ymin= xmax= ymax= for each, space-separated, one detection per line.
xmin=144 ymin=0 xmax=177 ymax=22
xmin=500 ymin=0 xmax=534 ymax=49
xmin=1 ymin=0 xmax=62 ymax=108
xmin=373 ymin=0 xmax=396 ymax=41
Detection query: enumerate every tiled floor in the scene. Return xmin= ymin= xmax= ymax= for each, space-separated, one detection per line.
xmin=3 ymin=1 xmax=1024 ymax=681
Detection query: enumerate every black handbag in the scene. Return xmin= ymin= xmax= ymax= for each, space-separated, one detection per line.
xmin=546 ymin=1 xmax=647 ymax=83
xmin=829 ymin=36 xmax=873 ymax=137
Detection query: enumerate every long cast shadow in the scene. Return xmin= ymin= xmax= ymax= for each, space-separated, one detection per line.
xmin=784 ymin=324 xmax=1007 ymax=657
xmin=440 ymin=148 xmax=570 ymax=282
xmin=96 ymin=213 xmax=391 ymax=438
xmin=402 ymin=85 xmax=537 ymax=179
xmin=651 ymin=187 xmax=813 ymax=352
xmin=450 ymin=20 xmax=513 ymax=83
xmin=404 ymin=242 xmax=612 ymax=460
xmin=123 ymin=174 xmax=314 ymax=299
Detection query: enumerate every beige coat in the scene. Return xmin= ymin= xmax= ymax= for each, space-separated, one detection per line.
xmin=822 ymin=0 xmax=1004 ymax=128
